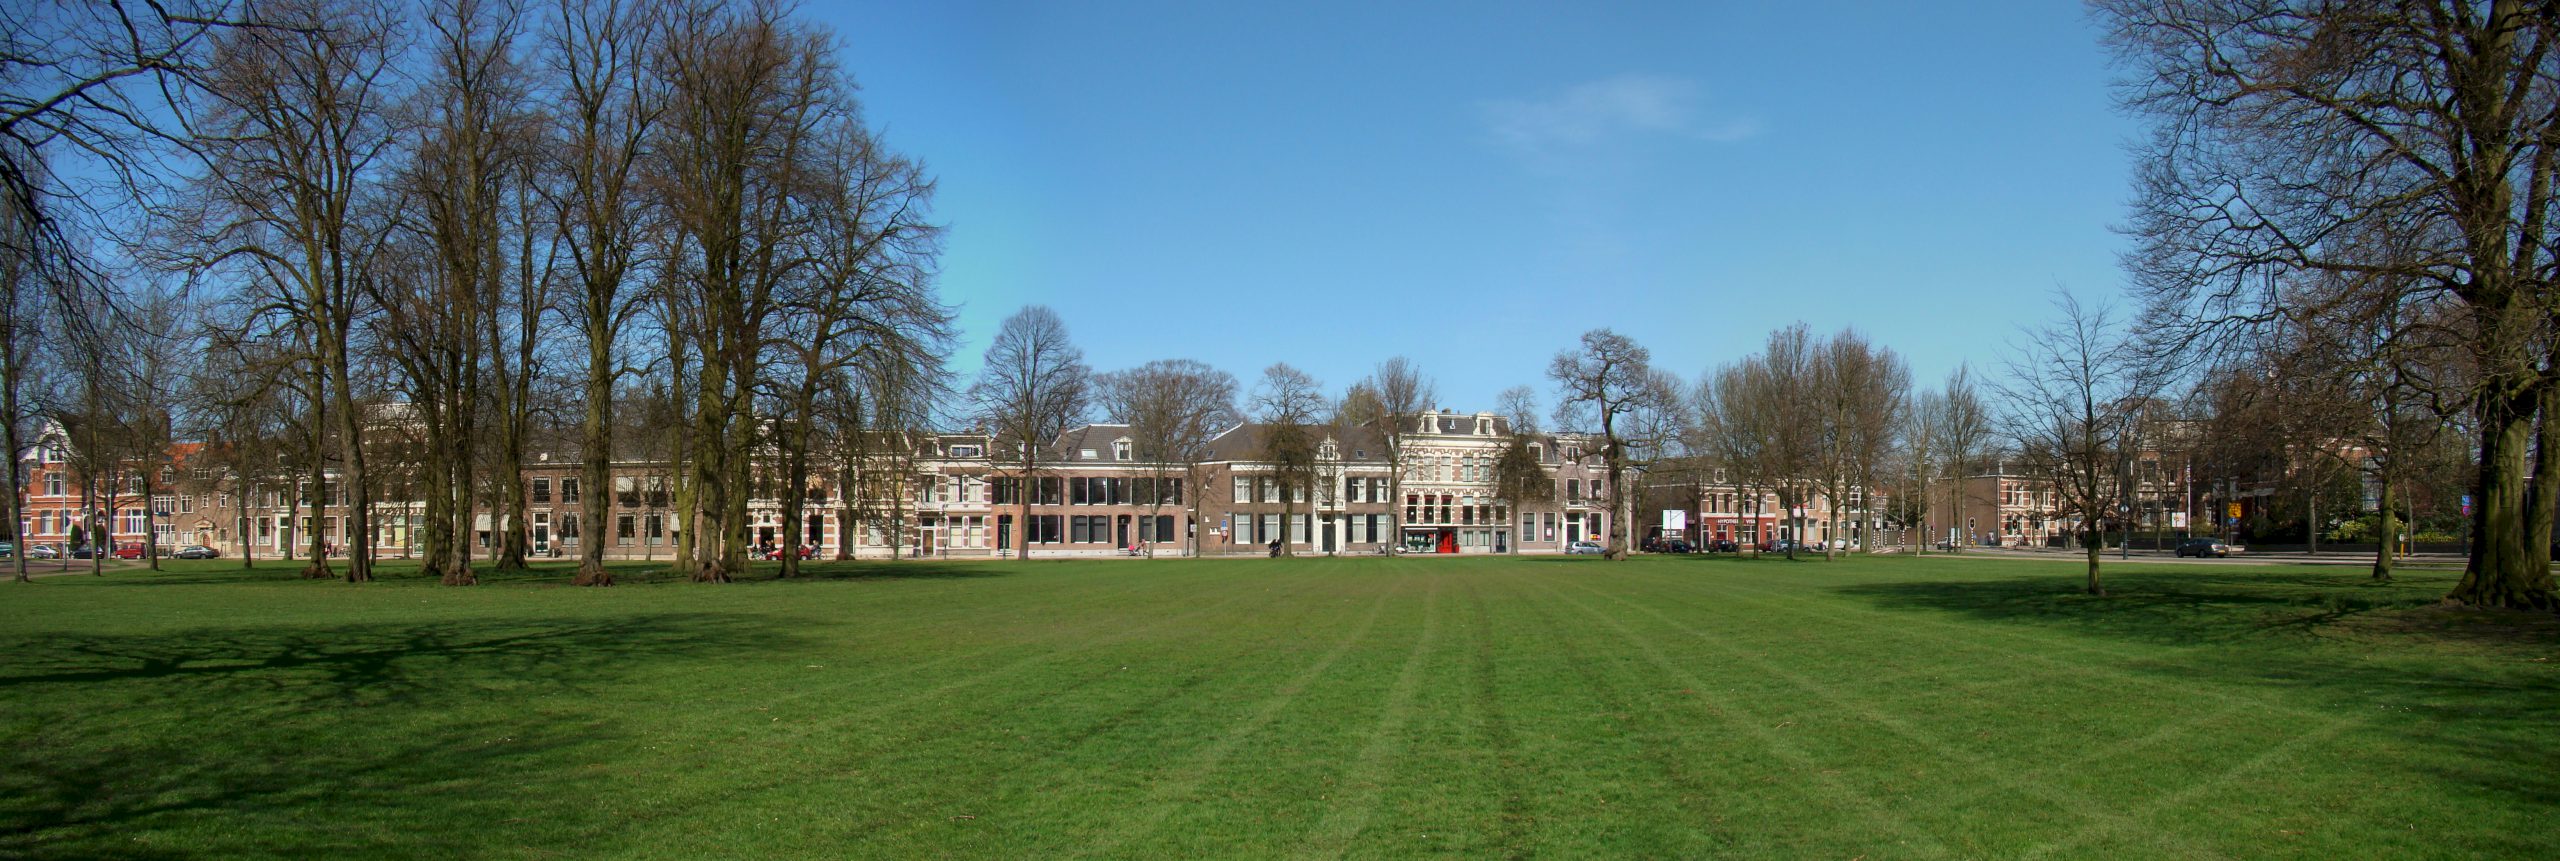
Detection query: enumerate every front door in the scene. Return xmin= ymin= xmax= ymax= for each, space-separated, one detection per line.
xmin=1321 ymin=518 xmax=1336 ymax=553
xmin=1116 ymin=516 xmax=1130 ymax=549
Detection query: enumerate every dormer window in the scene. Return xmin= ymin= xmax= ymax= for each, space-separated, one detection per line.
xmin=1477 ymin=419 xmax=1491 ymax=435
xmin=949 ymin=445 xmax=981 ymax=458
xmin=1113 ymin=440 xmax=1132 ymax=461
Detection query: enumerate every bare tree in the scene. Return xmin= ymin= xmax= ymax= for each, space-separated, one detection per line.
xmin=767 ymin=120 xmax=947 ymax=578
xmin=1489 ymin=386 xmax=1553 ymax=553
xmin=649 ymin=0 xmax=839 ymax=581
xmin=1995 ymin=293 xmax=2156 ymax=596
xmin=184 ymin=0 xmax=407 ymax=582
xmin=969 ymin=305 xmax=1088 ymax=560
xmin=1095 ymin=359 xmax=1238 ymax=558
xmin=542 ymin=0 xmax=667 ymax=586
xmin=1251 ymin=363 xmax=1324 ymax=557
xmin=1932 ymin=367 xmax=1993 ymax=551
xmin=1351 ymin=357 xmax=1434 ymax=550
xmin=1816 ymin=330 xmax=1909 ymax=557
xmin=1549 ymin=329 xmax=1659 ymax=561
xmin=2100 ymin=0 xmax=2560 ymax=609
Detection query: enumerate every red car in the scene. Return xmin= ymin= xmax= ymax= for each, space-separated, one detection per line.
xmin=112 ymin=543 xmax=146 ymax=560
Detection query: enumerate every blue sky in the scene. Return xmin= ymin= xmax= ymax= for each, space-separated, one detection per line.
xmin=814 ymin=1 xmax=2134 ymax=414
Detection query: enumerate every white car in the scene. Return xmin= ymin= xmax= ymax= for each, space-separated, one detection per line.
xmin=1565 ymin=541 xmax=1605 ymax=555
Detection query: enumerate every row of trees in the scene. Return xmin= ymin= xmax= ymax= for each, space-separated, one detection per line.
xmin=1 ymin=0 xmax=951 ymax=585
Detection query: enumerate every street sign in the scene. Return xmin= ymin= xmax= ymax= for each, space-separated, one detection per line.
xmin=2225 ymin=502 xmax=2242 ymax=520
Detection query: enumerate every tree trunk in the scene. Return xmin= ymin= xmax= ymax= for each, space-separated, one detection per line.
xmin=778 ymin=400 xmax=813 ymax=579
xmin=2 ymin=371 xmax=22 ymax=583
xmin=2448 ymin=386 xmax=2554 ymax=609
xmin=574 ymin=325 xmax=615 ymax=585
xmin=301 ymin=364 xmax=331 ymax=579
xmin=2083 ymin=523 xmax=2104 ymax=596
xmin=1018 ymin=463 xmax=1034 ymax=560
xmin=1280 ymin=481 xmax=1296 ymax=557
xmin=142 ymin=467 xmax=160 ymax=571
xmin=328 ymin=340 xmax=371 ymax=584
xmin=2525 ymin=380 xmax=2560 ymax=576
xmin=2372 ymin=469 xmax=2395 ymax=583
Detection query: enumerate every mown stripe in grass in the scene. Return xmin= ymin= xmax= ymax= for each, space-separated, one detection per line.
xmin=1541 ymin=569 xmax=2241 ymax=860
xmin=1066 ymin=568 xmax=1407 ymax=858
xmin=1287 ymin=573 xmax=1441 ymax=860
xmin=1499 ymin=566 xmax=1956 ymax=859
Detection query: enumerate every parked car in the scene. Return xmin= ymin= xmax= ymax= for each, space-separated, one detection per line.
xmin=1662 ymin=540 xmax=1693 ymax=554
xmin=1565 ymin=541 xmax=1606 ymax=555
xmin=112 ymin=543 xmax=146 ymax=560
xmin=70 ymin=545 xmax=100 ymax=559
xmin=756 ymin=544 xmax=817 ymax=561
xmin=27 ymin=544 xmax=60 ymax=559
xmin=1709 ymin=540 xmax=1739 ymax=553
xmin=0 ymin=541 xmax=11 ymax=558
xmin=172 ymin=545 xmax=220 ymax=560
xmin=2175 ymin=538 xmax=2233 ymax=558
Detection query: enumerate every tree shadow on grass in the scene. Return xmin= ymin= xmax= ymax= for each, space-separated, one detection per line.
xmin=1832 ymin=567 xmax=2560 ymax=821
xmin=0 ymin=613 xmax=791 ymax=859
xmin=1829 ymin=566 xmax=2523 ymax=648
xmin=73 ymin=557 xmax=1017 ymax=588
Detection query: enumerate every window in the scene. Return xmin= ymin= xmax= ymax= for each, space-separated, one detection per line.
xmin=1080 ymin=449 xmax=1097 ymax=460
xmin=44 ymin=473 xmax=63 ymax=496
xmin=645 ymin=514 xmax=665 ymax=546
xmin=950 ymin=445 xmax=981 ymax=458
xmin=1566 ymin=479 xmax=1581 ymax=501
xmin=532 ymin=478 xmax=551 ymax=504
xmin=1114 ymin=440 xmax=1131 ymax=461
xmin=1233 ymin=476 xmax=1252 ymax=502
xmin=616 ymin=515 xmax=635 ymax=545
xmin=178 ymin=496 xmax=194 ymax=514
xmin=561 ymin=477 xmax=579 ymax=503
xmin=1260 ymin=478 xmax=1279 ymax=504
xmin=560 ymin=513 xmax=580 ymax=541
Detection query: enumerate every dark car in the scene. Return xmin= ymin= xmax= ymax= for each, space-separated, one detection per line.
xmin=70 ymin=545 xmax=100 ymax=559
xmin=2175 ymin=538 xmax=2232 ymax=558
xmin=172 ymin=545 xmax=220 ymax=560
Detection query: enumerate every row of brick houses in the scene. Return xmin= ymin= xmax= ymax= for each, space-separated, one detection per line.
xmin=13 ymin=409 xmax=1678 ymax=560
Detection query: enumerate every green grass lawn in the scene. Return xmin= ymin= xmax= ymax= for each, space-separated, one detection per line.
xmin=1 ymin=553 xmax=2553 ymax=859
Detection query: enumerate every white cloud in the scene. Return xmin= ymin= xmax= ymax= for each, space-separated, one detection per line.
xmin=1481 ymin=74 xmax=1762 ymax=160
